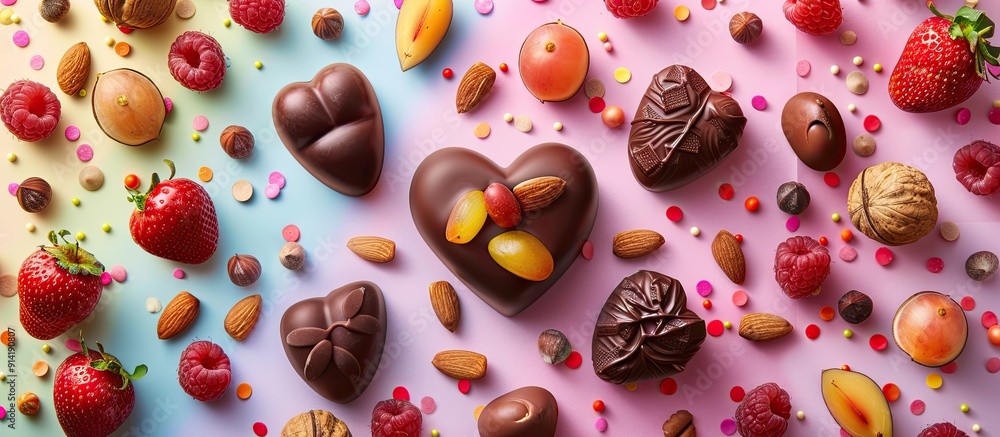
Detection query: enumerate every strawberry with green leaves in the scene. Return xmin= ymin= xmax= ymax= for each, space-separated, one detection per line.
xmin=128 ymin=159 xmax=219 ymax=264
xmin=54 ymin=338 xmax=146 ymax=437
xmin=889 ymin=1 xmax=1000 ymax=113
xmin=19 ymin=230 xmax=104 ymax=340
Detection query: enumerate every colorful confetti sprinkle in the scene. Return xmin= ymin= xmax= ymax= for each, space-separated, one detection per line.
xmin=613 ymin=67 xmax=631 ymax=84
xmin=839 ymin=246 xmax=858 ymax=262
xmin=172 ymin=268 xmax=185 ymax=279
xmin=589 ymin=96 xmax=606 ymax=113
xmin=824 ymin=172 xmax=840 ymax=187
xmin=696 ymin=280 xmax=712 ymax=297
xmin=751 ymin=95 xmax=767 ymax=111
xmin=666 ymin=206 xmax=683 ymax=222
xmin=12 ymin=30 xmax=29 ymax=47
xmin=76 ymin=144 xmax=94 ymax=162
xmin=193 ymin=115 xmax=209 ymax=131
xmin=910 ymin=399 xmax=925 ymax=415
xmin=806 ymin=324 xmax=820 ymax=339
xmin=474 ymin=0 xmax=493 ymax=15
xmin=721 ymin=418 xmax=737 ymax=435
xmin=29 ymin=54 xmax=44 ymax=70
xmin=354 ymin=0 xmax=370 ymax=16
xmin=582 ymin=240 xmax=594 ymax=260
xmin=707 ymin=320 xmax=724 ymax=336
xmin=960 ymin=296 xmax=975 ymax=311
xmin=659 ymin=378 xmax=677 ymax=395
xmin=282 ymin=224 xmax=300 ymax=242
xmin=594 ymin=417 xmax=608 ymax=432
xmin=730 ymin=386 xmax=745 ymax=402
xmin=392 ymin=386 xmax=410 ymax=401
xmin=796 ymin=60 xmax=811 ymax=77
xmin=882 ymin=383 xmax=899 ymax=402
xmin=458 ymin=379 xmax=471 ymax=394
xmin=875 ymin=247 xmax=893 ymax=266
xmin=786 ymin=216 xmax=800 ymax=232
xmin=731 ymin=290 xmax=748 ymax=307
xmin=719 ymin=183 xmax=735 ymax=200
xmin=926 ymin=257 xmax=944 ymax=273
xmin=710 ymin=70 xmax=733 ymax=92
xmin=565 ymin=351 xmax=582 ymax=369
xmin=100 ymin=272 xmax=112 ymax=285
xmin=109 ymin=265 xmax=127 ymax=283
xmin=820 ymin=306 xmax=836 ymax=321
xmin=420 ymin=396 xmax=437 ymax=414
xmin=926 ymin=373 xmax=943 ymax=389
xmin=986 ymin=357 xmax=1000 ymax=373
xmin=956 ymin=108 xmax=972 ymax=125
xmin=863 ymin=115 xmax=881 ymax=132
xmin=983 ymin=311 xmax=998 ymax=329
xmin=264 ymin=184 xmax=280 ymax=199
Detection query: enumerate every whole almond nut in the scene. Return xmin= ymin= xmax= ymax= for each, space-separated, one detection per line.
xmin=346 ymin=236 xmax=395 ymax=263
xmin=662 ymin=410 xmax=696 ymax=437
xmin=56 ymin=42 xmax=90 ymax=95
xmin=512 ymin=176 xmax=567 ymax=212
xmin=612 ymin=229 xmax=665 ymax=259
xmin=711 ymin=230 xmax=746 ymax=284
xmin=431 ymin=350 xmax=487 ymax=380
xmin=739 ymin=313 xmax=793 ymax=342
xmin=157 ymin=291 xmax=199 ymax=340
xmin=225 ymin=294 xmax=263 ymax=341
xmin=429 ymin=281 xmax=460 ymax=332
xmin=455 ymin=62 xmax=496 ymax=114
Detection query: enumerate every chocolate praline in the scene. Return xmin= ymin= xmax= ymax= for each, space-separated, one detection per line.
xmin=478 ymin=386 xmax=558 ymax=437
xmin=781 ymin=92 xmax=846 ymax=171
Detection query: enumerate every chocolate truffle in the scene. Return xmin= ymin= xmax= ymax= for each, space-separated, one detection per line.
xmin=593 ymin=270 xmax=706 ymax=384
xmin=781 ymin=92 xmax=846 ymax=171
xmin=478 ymin=386 xmax=558 ymax=437
xmin=272 ymin=63 xmax=384 ymax=197
xmin=280 ymin=281 xmax=386 ymax=403
xmin=628 ymin=65 xmax=747 ymax=192
xmin=409 ymin=143 xmax=598 ymax=316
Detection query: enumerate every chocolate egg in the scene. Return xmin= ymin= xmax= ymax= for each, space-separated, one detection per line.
xmin=781 ymin=92 xmax=846 ymax=171
xmin=478 ymin=386 xmax=558 ymax=437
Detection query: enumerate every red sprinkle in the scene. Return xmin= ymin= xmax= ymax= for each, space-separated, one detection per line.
xmin=729 ymin=386 xmax=745 ymax=403
xmin=875 ymin=247 xmax=893 ymax=266
xmin=960 ymin=296 xmax=975 ymax=311
xmin=926 ymin=257 xmax=944 ymax=273
xmin=940 ymin=361 xmax=958 ymax=374
xmin=666 ymin=206 xmax=683 ymax=222
xmin=806 ymin=324 xmax=820 ymax=339
xmin=744 ymin=196 xmax=760 ymax=212
xmin=702 ymin=299 xmax=712 ymax=310
xmin=863 ymin=115 xmax=881 ymax=132
xmin=819 ymin=236 xmax=829 ymax=246
xmin=983 ymin=311 xmax=998 ymax=329
xmin=841 ymin=364 xmax=850 ymax=371
xmin=582 ymin=240 xmax=594 ymax=260
xmin=442 ymin=68 xmax=453 ymax=79
xmin=565 ymin=351 xmax=583 ymax=369
xmin=718 ymin=183 xmax=735 ymax=200
xmin=734 ymin=234 xmax=743 ymax=243
xmin=659 ymin=378 xmax=678 ymax=395
xmin=392 ymin=386 xmax=410 ymax=401
xmin=824 ymin=172 xmax=840 ymax=187
xmin=593 ymin=400 xmax=605 ymax=412
xmin=124 ymin=174 xmax=140 ymax=190
xmin=118 ymin=26 xmax=134 ymax=34
xmin=589 ymin=97 xmax=607 ymax=113
xmin=869 ymin=334 xmax=888 ymax=351
xmin=986 ymin=357 xmax=1000 ymax=373
xmin=499 ymin=63 xmax=508 ymax=73
xmin=253 ymin=422 xmax=267 ymax=436
xmin=707 ymin=320 xmax=724 ymax=336
xmin=910 ymin=399 xmax=925 ymax=415
xmin=458 ymin=379 xmax=472 ymax=394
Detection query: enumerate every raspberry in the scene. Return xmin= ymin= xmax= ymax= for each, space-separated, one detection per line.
xmin=229 ymin=0 xmax=285 ymax=34
xmin=371 ymin=399 xmax=422 ymax=437
xmin=735 ymin=382 xmax=791 ymax=437
xmin=953 ymin=140 xmax=1000 ymax=196
xmin=918 ymin=422 xmax=969 ymax=437
xmin=604 ymin=0 xmax=659 ymax=18
xmin=783 ymin=0 xmax=843 ymax=36
xmin=178 ymin=340 xmax=231 ymax=401
xmin=1 ymin=79 xmax=61 ymax=142
xmin=774 ymin=236 xmax=831 ymax=299
xmin=168 ymin=31 xmax=226 ymax=92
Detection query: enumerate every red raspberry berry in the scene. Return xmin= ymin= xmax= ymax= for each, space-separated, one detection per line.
xmin=604 ymin=0 xmax=659 ymax=18
xmin=230 ymin=0 xmax=285 ymax=34
xmin=953 ymin=140 xmax=1000 ymax=196
xmin=734 ymin=382 xmax=791 ymax=437
xmin=783 ymin=0 xmax=843 ymax=36
xmin=178 ymin=340 xmax=231 ymax=401
xmin=168 ymin=31 xmax=227 ymax=92
xmin=1 ymin=79 xmax=61 ymax=142
xmin=774 ymin=236 xmax=831 ymax=299
xmin=918 ymin=422 xmax=969 ymax=437
xmin=371 ymin=399 xmax=422 ymax=437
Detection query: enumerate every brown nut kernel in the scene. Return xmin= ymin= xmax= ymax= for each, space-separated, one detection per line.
xmin=730 ymin=12 xmax=762 ymax=44
xmin=17 ymin=177 xmax=53 ymax=213
xmin=17 ymin=392 xmax=40 ymax=415
xmin=312 ymin=8 xmax=345 ymax=41
xmin=220 ymin=125 xmax=255 ymax=159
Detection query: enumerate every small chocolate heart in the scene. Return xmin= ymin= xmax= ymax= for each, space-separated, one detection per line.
xmin=279 ymin=281 xmax=387 ymax=403
xmin=272 ymin=63 xmax=384 ymax=197
xmin=409 ymin=143 xmax=598 ymax=316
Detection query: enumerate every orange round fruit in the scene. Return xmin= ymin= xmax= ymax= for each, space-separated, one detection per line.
xmin=892 ymin=291 xmax=968 ymax=367
xmin=518 ymin=20 xmax=589 ymax=102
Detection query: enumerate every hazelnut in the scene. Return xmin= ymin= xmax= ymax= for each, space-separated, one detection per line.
xmin=776 ymin=181 xmax=810 ymax=215
xmin=729 ymin=11 xmax=763 ymax=45
xmin=17 ymin=177 xmax=53 ymax=213
xmin=312 ymin=8 xmax=345 ymax=41
xmin=220 ymin=125 xmax=255 ymax=159
xmin=17 ymin=392 xmax=40 ymax=415
xmin=228 ymin=254 xmax=262 ymax=287
xmin=966 ymin=250 xmax=998 ymax=281
xmin=537 ymin=329 xmax=572 ymax=364
xmin=39 ymin=0 xmax=70 ymax=23
xmin=838 ymin=290 xmax=873 ymax=324
xmin=279 ymin=242 xmax=306 ymax=271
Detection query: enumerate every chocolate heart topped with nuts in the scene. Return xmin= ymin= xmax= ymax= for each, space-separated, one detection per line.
xmin=279 ymin=281 xmax=386 ymax=403
xmin=409 ymin=143 xmax=598 ymax=316
xmin=272 ymin=63 xmax=384 ymax=197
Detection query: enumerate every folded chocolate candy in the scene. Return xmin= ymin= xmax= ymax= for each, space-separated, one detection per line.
xmin=593 ymin=270 xmax=706 ymax=384
xmin=478 ymin=386 xmax=558 ymax=437
xmin=628 ymin=65 xmax=746 ymax=191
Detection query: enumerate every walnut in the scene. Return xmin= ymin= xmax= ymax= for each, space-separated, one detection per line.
xmin=281 ymin=410 xmax=351 ymax=437
xmin=848 ymin=162 xmax=938 ymax=246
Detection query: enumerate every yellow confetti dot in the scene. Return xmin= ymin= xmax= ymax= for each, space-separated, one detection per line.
xmin=41 ymin=344 xmax=50 ymax=353
xmin=198 ymin=166 xmax=214 ymax=182
xmin=254 ymin=61 xmax=263 ymax=69
xmin=625 ymin=382 xmax=638 ymax=391
xmin=0 ymin=9 xmax=12 ymax=25
xmin=11 ymin=13 xmax=19 ymax=23
xmin=100 ymin=15 xmax=109 ymax=22
xmin=25 ymin=223 xmax=35 ymax=232
xmin=553 ymin=122 xmax=563 ymax=131
xmin=796 ymin=411 xmax=805 ymax=420
xmin=76 ymin=231 xmax=86 ymax=241
xmin=873 ymin=63 xmax=883 ymax=73
xmin=852 ymin=56 xmax=864 ymax=66
xmin=973 ymin=424 xmax=982 ymax=433
xmin=105 ymin=37 xmax=115 ymax=46
xmin=473 ymin=405 xmax=485 ymax=421
xmin=614 ymin=67 xmax=632 ymax=84
xmin=503 ymin=113 xmax=513 ymax=123
xmin=926 ymin=373 xmax=943 ymax=389
xmin=831 ymin=213 xmax=841 ymax=222
xmin=473 ymin=122 xmax=491 ymax=139
xmin=102 ymin=223 xmax=111 ymax=232
xmin=431 ymin=431 xmax=440 ymax=437
xmin=224 ymin=18 xmax=231 ymax=27
xmin=961 ymin=403 xmax=970 ymax=413
xmin=848 ymin=104 xmax=857 ymax=112
xmin=843 ymin=329 xmax=853 ymax=338
xmin=79 ymin=89 xmax=87 ymax=97
xmin=598 ymin=32 xmax=608 ymax=42
xmin=674 ymin=5 xmax=690 ymax=21
xmin=830 ymin=65 xmax=840 ymax=75
xmin=723 ymin=321 xmax=732 ymax=329
xmin=689 ymin=227 xmax=700 ymax=236
xmin=6 ymin=153 xmax=15 ymax=162
xmin=72 ymin=197 xmax=81 ymax=206
xmin=192 ymin=133 xmax=201 ymax=141
xmin=993 ymin=100 xmax=1000 ymax=109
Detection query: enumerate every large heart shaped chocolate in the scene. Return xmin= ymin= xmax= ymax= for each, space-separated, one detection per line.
xmin=272 ymin=63 xmax=384 ymax=197
xmin=410 ymin=143 xmax=598 ymax=316
xmin=279 ymin=281 xmax=387 ymax=403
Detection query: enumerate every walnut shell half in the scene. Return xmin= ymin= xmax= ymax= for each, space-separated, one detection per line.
xmin=848 ymin=162 xmax=937 ymax=246
xmin=281 ymin=410 xmax=351 ymax=437
xmin=94 ymin=0 xmax=172 ymax=29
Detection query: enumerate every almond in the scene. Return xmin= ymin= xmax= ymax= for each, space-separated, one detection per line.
xmin=661 ymin=410 xmax=696 ymax=437
xmin=512 ymin=176 xmax=567 ymax=212
xmin=225 ymin=294 xmax=263 ymax=341
xmin=612 ymin=229 xmax=665 ymax=259
xmin=455 ymin=62 xmax=496 ymax=114
xmin=157 ymin=291 xmax=199 ymax=340
xmin=346 ymin=236 xmax=395 ymax=263
xmin=711 ymin=230 xmax=746 ymax=284
xmin=429 ymin=281 xmax=460 ymax=332
xmin=431 ymin=350 xmax=487 ymax=380
xmin=56 ymin=42 xmax=90 ymax=95
xmin=739 ymin=313 xmax=793 ymax=342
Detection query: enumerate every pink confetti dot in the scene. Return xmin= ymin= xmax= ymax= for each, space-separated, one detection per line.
xmin=696 ymin=280 xmax=712 ymax=297
xmin=956 ymin=108 xmax=972 ymax=125
xmin=1 ymin=0 xmax=16 ymax=6
xmin=718 ymin=183 xmax=734 ymax=200
xmin=392 ymin=386 xmax=410 ymax=401
xmin=172 ymin=268 xmax=185 ymax=279
xmin=666 ymin=205 xmax=683 ymax=222
xmin=474 ymin=0 xmax=493 ymax=14
xmin=839 ymin=246 xmax=858 ymax=262
xmin=394 ymin=0 xmax=403 ymax=9
xmin=100 ymin=272 xmax=112 ymax=285
xmin=702 ymin=0 xmax=716 ymax=10
xmin=796 ymin=60 xmax=811 ymax=77
xmin=65 ymin=125 xmax=81 ymax=141
xmin=252 ymin=422 xmax=267 ymax=437
xmin=582 ymin=240 xmax=594 ymax=260
xmin=940 ymin=361 xmax=958 ymax=374
xmin=12 ymin=30 xmax=29 ymax=48
xmin=960 ymin=296 xmax=975 ymax=311
xmin=76 ymin=144 xmax=94 ymax=162
xmin=732 ymin=289 xmax=748 ymax=307
xmin=863 ymin=115 xmax=881 ymax=132
xmin=354 ymin=0 xmax=370 ymax=15
xmin=268 ymin=171 xmax=286 ymax=188
xmin=986 ymin=357 xmax=1000 ymax=374
xmin=785 ymin=216 xmax=800 ymax=232
xmin=110 ymin=265 xmax=128 ymax=283
xmin=589 ymin=96 xmax=606 ymax=113
xmin=869 ymin=334 xmax=887 ymax=351
xmin=565 ymin=351 xmax=582 ymax=368
xmin=707 ymin=320 xmax=724 ymax=336
xmin=910 ymin=399 xmax=925 ymax=415
xmin=419 ymin=396 xmax=436 ymax=414
xmin=875 ymin=247 xmax=893 ymax=266
xmin=264 ymin=183 xmax=280 ymax=199
xmin=989 ymin=107 xmax=1000 ymax=125
xmin=824 ymin=172 xmax=840 ymax=187
xmin=710 ymin=70 xmax=733 ymax=92
xmin=983 ymin=311 xmax=998 ymax=329
xmin=65 ymin=338 xmax=82 ymax=352
xmin=7 ymin=183 xmax=18 ymax=196
xmin=282 ymin=224 xmax=300 ymax=242
xmin=594 ymin=417 xmax=608 ymax=432
xmin=926 ymin=257 xmax=944 ymax=273
xmin=29 ymin=55 xmax=44 ymax=70
xmin=457 ymin=379 xmax=471 ymax=394
xmin=751 ymin=95 xmax=767 ymax=111
xmin=721 ymin=418 xmax=737 ymax=435
xmin=163 ymin=97 xmax=173 ymax=114
xmin=192 ymin=115 xmax=209 ymax=131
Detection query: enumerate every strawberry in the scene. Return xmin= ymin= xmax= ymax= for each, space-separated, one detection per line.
xmin=128 ymin=160 xmax=219 ymax=264
xmin=19 ymin=230 xmax=105 ymax=340
xmin=54 ymin=338 xmax=146 ymax=437
xmin=783 ymin=0 xmax=843 ymax=36
xmin=889 ymin=2 xmax=1000 ymax=113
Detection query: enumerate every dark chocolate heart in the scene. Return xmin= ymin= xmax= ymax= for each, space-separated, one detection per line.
xmin=272 ymin=63 xmax=384 ymax=197
xmin=628 ymin=65 xmax=746 ymax=192
xmin=409 ymin=143 xmax=598 ymax=316
xmin=279 ymin=281 xmax=387 ymax=403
